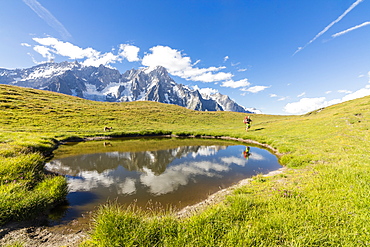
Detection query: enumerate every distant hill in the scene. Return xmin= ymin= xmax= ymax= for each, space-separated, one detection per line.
xmin=0 ymin=83 xmax=255 ymax=136
xmin=0 ymin=62 xmax=260 ymax=113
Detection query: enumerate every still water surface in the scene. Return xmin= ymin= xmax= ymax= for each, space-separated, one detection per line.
xmin=46 ymin=137 xmax=281 ymax=224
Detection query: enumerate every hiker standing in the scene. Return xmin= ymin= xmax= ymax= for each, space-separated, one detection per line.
xmin=243 ymin=116 xmax=252 ymax=131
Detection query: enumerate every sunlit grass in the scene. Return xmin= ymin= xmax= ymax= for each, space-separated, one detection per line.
xmin=1 ymin=84 xmax=370 ymax=245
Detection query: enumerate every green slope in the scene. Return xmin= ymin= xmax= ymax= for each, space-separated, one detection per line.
xmin=1 ymin=84 xmax=370 ymax=245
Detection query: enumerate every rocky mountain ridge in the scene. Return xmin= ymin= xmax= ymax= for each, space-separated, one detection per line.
xmin=0 ymin=62 xmax=259 ymax=113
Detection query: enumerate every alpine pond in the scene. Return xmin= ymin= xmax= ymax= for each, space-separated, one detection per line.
xmin=45 ymin=137 xmax=282 ymax=223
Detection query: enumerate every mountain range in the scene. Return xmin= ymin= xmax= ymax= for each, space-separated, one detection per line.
xmin=0 ymin=61 xmax=259 ymax=113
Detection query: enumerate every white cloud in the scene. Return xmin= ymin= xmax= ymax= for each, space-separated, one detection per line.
xmin=32 ymin=37 xmax=140 ymax=67
xmin=189 ymin=70 xmax=233 ymax=83
xmin=293 ymin=47 xmax=303 ymax=55
xmin=221 ymin=78 xmax=250 ymax=88
xmin=193 ymin=86 xmax=219 ymax=96
xmin=27 ymin=52 xmax=39 ymax=64
xmin=21 ymin=43 xmax=31 ymax=47
xmin=284 ymin=97 xmax=335 ymax=114
xmin=242 ymin=85 xmax=270 ymax=93
xmin=237 ymin=68 xmax=248 ymax=72
xmin=29 ymin=38 xmax=251 ymax=87
xmin=297 ymin=92 xmax=306 ymax=97
xmin=83 ymin=52 xmax=120 ymax=67
xmin=182 ymin=67 xmax=226 ymax=78
xmin=341 ymin=85 xmax=370 ymax=101
xmin=33 ymin=45 xmax=54 ymax=61
xmin=23 ymin=0 xmax=72 ymax=40
xmin=141 ymin=45 xmax=233 ymax=83
xmin=193 ymin=59 xmax=201 ymax=66
xmin=33 ymin=37 xmax=101 ymax=59
xmin=293 ymin=0 xmax=364 ymax=55
xmin=332 ymin=21 xmax=370 ymax=38
xmin=284 ymin=85 xmax=370 ymax=114
xmin=141 ymin=46 xmax=195 ymax=72
xmin=338 ymin=89 xmax=352 ymax=94
xmin=224 ymin=56 xmax=229 ymax=62
xmin=119 ymin=44 xmax=140 ymax=62
xmin=269 ymin=93 xmax=289 ymax=101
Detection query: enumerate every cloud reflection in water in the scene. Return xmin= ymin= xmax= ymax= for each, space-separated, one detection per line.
xmin=46 ymin=145 xmax=271 ymax=197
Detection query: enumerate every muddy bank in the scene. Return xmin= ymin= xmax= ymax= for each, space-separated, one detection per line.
xmin=0 ymin=219 xmax=87 ymax=247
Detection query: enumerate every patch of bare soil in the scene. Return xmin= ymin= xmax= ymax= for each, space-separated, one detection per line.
xmin=0 ymin=218 xmax=88 ymax=247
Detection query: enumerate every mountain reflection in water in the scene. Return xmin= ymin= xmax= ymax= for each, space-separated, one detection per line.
xmin=46 ymin=139 xmax=281 ymax=223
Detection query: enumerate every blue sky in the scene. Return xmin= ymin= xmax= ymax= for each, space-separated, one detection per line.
xmin=1 ymin=0 xmax=370 ymax=115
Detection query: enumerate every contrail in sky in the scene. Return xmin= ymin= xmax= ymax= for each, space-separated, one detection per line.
xmin=293 ymin=0 xmax=364 ymax=55
xmin=332 ymin=21 xmax=370 ymax=38
xmin=23 ymin=0 xmax=72 ymax=40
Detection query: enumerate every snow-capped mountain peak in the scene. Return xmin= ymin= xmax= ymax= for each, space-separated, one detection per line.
xmin=0 ymin=62 xmax=259 ymax=113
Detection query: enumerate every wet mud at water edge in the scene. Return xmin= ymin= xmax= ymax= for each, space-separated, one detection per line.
xmin=45 ymin=137 xmax=282 ymax=227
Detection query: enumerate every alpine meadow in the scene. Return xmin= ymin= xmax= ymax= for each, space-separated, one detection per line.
xmin=1 ymin=84 xmax=370 ymax=246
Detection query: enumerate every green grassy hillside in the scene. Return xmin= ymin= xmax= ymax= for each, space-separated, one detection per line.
xmin=0 ymin=84 xmax=289 ymax=138
xmin=1 ymin=84 xmax=370 ymax=245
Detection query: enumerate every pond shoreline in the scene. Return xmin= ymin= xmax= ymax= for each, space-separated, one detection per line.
xmin=1 ymin=134 xmax=285 ymax=247
xmin=58 ymin=134 xmax=283 ymax=157
xmin=176 ymin=166 xmax=287 ymax=218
